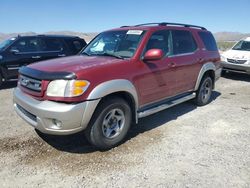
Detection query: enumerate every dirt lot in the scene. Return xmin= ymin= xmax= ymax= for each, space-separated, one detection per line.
xmin=0 ymin=73 xmax=249 ymax=188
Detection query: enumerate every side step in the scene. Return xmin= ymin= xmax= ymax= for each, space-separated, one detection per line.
xmin=138 ymin=93 xmax=196 ymax=118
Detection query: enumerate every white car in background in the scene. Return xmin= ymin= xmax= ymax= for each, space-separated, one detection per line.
xmin=221 ymin=37 xmax=250 ymax=74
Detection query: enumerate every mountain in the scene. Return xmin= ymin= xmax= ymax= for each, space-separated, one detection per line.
xmin=214 ymin=32 xmax=250 ymax=42
xmin=1 ymin=31 xmax=250 ymax=43
xmin=0 ymin=31 xmax=98 ymax=43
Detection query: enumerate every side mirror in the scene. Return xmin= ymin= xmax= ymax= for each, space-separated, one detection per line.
xmin=143 ymin=49 xmax=164 ymax=61
xmin=10 ymin=48 xmax=19 ymax=54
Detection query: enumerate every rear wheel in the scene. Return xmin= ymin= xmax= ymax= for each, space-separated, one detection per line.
xmin=194 ymin=76 xmax=213 ymax=106
xmin=85 ymin=97 xmax=132 ymax=150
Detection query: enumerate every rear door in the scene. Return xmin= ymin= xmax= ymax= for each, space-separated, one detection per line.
xmin=167 ymin=30 xmax=201 ymax=95
xmin=38 ymin=37 xmax=67 ymax=61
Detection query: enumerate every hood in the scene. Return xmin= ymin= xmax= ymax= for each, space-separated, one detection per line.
xmin=223 ymin=49 xmax=250 ymax=60
xmin=28 ymin=55 xmax=127 ymax=74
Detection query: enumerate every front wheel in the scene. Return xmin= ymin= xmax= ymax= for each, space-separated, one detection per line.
xmin=85 ymin=97 xmax=132 ymax=150
xmin=194 ymin=76 xmax=213 ymax=106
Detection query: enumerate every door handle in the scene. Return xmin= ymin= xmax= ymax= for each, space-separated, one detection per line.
xmin=58 ymin=54 xmax=66 ymax=57
xmin=32 ymin=56 xmax=41 ymax=59
xmin=169 ymin=62 xmax=176 ymax=67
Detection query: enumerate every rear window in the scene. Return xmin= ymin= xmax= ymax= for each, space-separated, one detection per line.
xmin=65 ymin=39 xmax=86 ymax=54
xmin=198 ymin=32 xmax=218 ymax=51
xmin=172 ymin=30 xmax=197 ymax=55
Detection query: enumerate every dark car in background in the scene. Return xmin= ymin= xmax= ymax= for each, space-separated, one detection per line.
xmin=0 ymin=35 xmax=87 ymax=87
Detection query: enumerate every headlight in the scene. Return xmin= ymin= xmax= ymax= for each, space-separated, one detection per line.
xmin=46 ymin=80 xmax=90 ymax=97
xmin=0 ymin=55 xmax=3 ymax=60
xmin=220 ymin=55 xmax=226 ymax=62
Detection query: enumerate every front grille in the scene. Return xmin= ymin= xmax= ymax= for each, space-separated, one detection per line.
xmin=16 ymin=104 xmax=37 ymax=122
xmin=19 ymin=75 xmax=42 ymax=92
xmin=227 ymin=58 xmax=247 ymax=64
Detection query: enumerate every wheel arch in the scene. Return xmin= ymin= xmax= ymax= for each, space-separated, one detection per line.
xmin=195 ymin=62 xmax=216 ymax=90
xmin=87 ymin=79 xmax=139 ymax=123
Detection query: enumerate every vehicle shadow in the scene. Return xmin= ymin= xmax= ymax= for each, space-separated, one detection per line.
xmin=222 ymin=71 xmax=250 ymax=82
xmin=0 ymin=81 xmax=17 ymax=90
xmin=36 ymin=91 xmax=221 ymax=154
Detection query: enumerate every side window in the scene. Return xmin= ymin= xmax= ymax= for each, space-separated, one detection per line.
xmin=43 ymin=38 xmax=64 ymax=52
xmin=73 ymin=40 xmax=83 ymax=51
xmin=144 ymin=30 xmax=171 ymax=56
xmin=11 ymin=37 xmax=41 ymax=53
xmin=172 ymin=30 xmax=197 ymax=55
xmin=67 ymin=39 xmax=86 ymax=54
xmin=198 ymin=32 xmax=218 ymax=51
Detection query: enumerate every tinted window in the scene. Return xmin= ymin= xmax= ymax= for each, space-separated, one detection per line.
xmin=198 ymin=32 xmax=218 ymax=51
xmin=144 ymin=30 xmax=171 ymax=56
xmin=73 ymin=41 xmax=82 ymax=51
xmin=172 ymin=30 xmax=197 ymax=55
xmin=43 ymin=38 xmax=64 ymax=52
xmin=66 ymin=39 xmax=86 ymax=54
xmin=11 ymin=37 xmax=41 ymax=53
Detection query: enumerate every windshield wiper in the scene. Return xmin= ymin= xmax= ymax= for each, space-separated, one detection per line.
xmin=98 ymin=52 xmax=124 ymax=59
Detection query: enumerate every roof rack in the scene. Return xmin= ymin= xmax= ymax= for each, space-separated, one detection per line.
xmin=121 ymin=22 xmax=207 ymax=30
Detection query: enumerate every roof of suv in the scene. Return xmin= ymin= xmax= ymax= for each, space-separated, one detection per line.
xmin=110 ymin=22 xmax=208 ymax=32
xmin=16 ymin=34 xmax=82 ymax=39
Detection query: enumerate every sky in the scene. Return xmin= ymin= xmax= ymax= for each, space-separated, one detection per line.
xmin=0 ymin=0 xmax=250 ymax=33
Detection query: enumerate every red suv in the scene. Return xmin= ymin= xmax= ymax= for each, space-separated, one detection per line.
xmin=13 ymin=23 xmax=222 ymax=149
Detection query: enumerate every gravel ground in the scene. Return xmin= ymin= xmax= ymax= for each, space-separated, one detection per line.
xmin=0 ymin=73 xmax=250 ymax=188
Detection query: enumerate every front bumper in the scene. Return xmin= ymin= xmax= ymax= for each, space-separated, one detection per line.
xmin=215 ymin=67 xmax=222 ymax=81
xmin=221 ymin=61 xmax=250 ymax=74
xmin=13 ymin=87 xmax=100 ymax=135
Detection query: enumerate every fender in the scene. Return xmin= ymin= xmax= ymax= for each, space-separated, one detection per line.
xmin=194 ymin=62 xmax=216 ymax=90
xmin=87 ymin=79 xmax=139 ymax=123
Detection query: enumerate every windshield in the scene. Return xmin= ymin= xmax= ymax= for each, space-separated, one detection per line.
xmin=232 ymin=40 xmax=250 ymax=51
xmin=0 ymin=38 xmax=16 ymax=51
xmin=82 ymin=30 xmax=145 ymax=58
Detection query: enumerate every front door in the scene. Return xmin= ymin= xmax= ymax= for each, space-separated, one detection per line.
xmin=134 ymin=30 xmax=177 ymax=106
xmin=4 ymin=37 xmax=43 ymax=78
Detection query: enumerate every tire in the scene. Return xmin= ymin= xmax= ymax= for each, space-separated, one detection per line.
xmin=194 ymin=76 xmax=213 ymax=106
xmin=85 ymin=97 xmax=132 ymax=150
xmin=0 ymin=73 xmax=3 ymax=88
xmin=221 ymin=70 xmax=226 ymax=75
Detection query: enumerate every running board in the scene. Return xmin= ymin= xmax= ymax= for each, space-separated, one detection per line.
xmin=138 ymin=93 xmax=196 ymax=118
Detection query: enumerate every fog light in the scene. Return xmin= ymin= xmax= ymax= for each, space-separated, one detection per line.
xmin=52 ymin=119 xmax=62 ymax=129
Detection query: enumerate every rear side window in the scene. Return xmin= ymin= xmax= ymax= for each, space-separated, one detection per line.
xmin=65 ymin=39 xmax=86 ymax=54
xmin=42 ymin=38 xmax=64 ymax=52
xmin=172 ymin=30 xmax=197 ymax=55
xmin=198 ymin=32 xmax=218 ymax=51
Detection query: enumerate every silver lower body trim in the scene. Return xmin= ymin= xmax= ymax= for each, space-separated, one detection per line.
xmin=138 ymin=93 xmax=196 ymax=118
xmin=13 ymin=87 xmax=100 ymax=135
